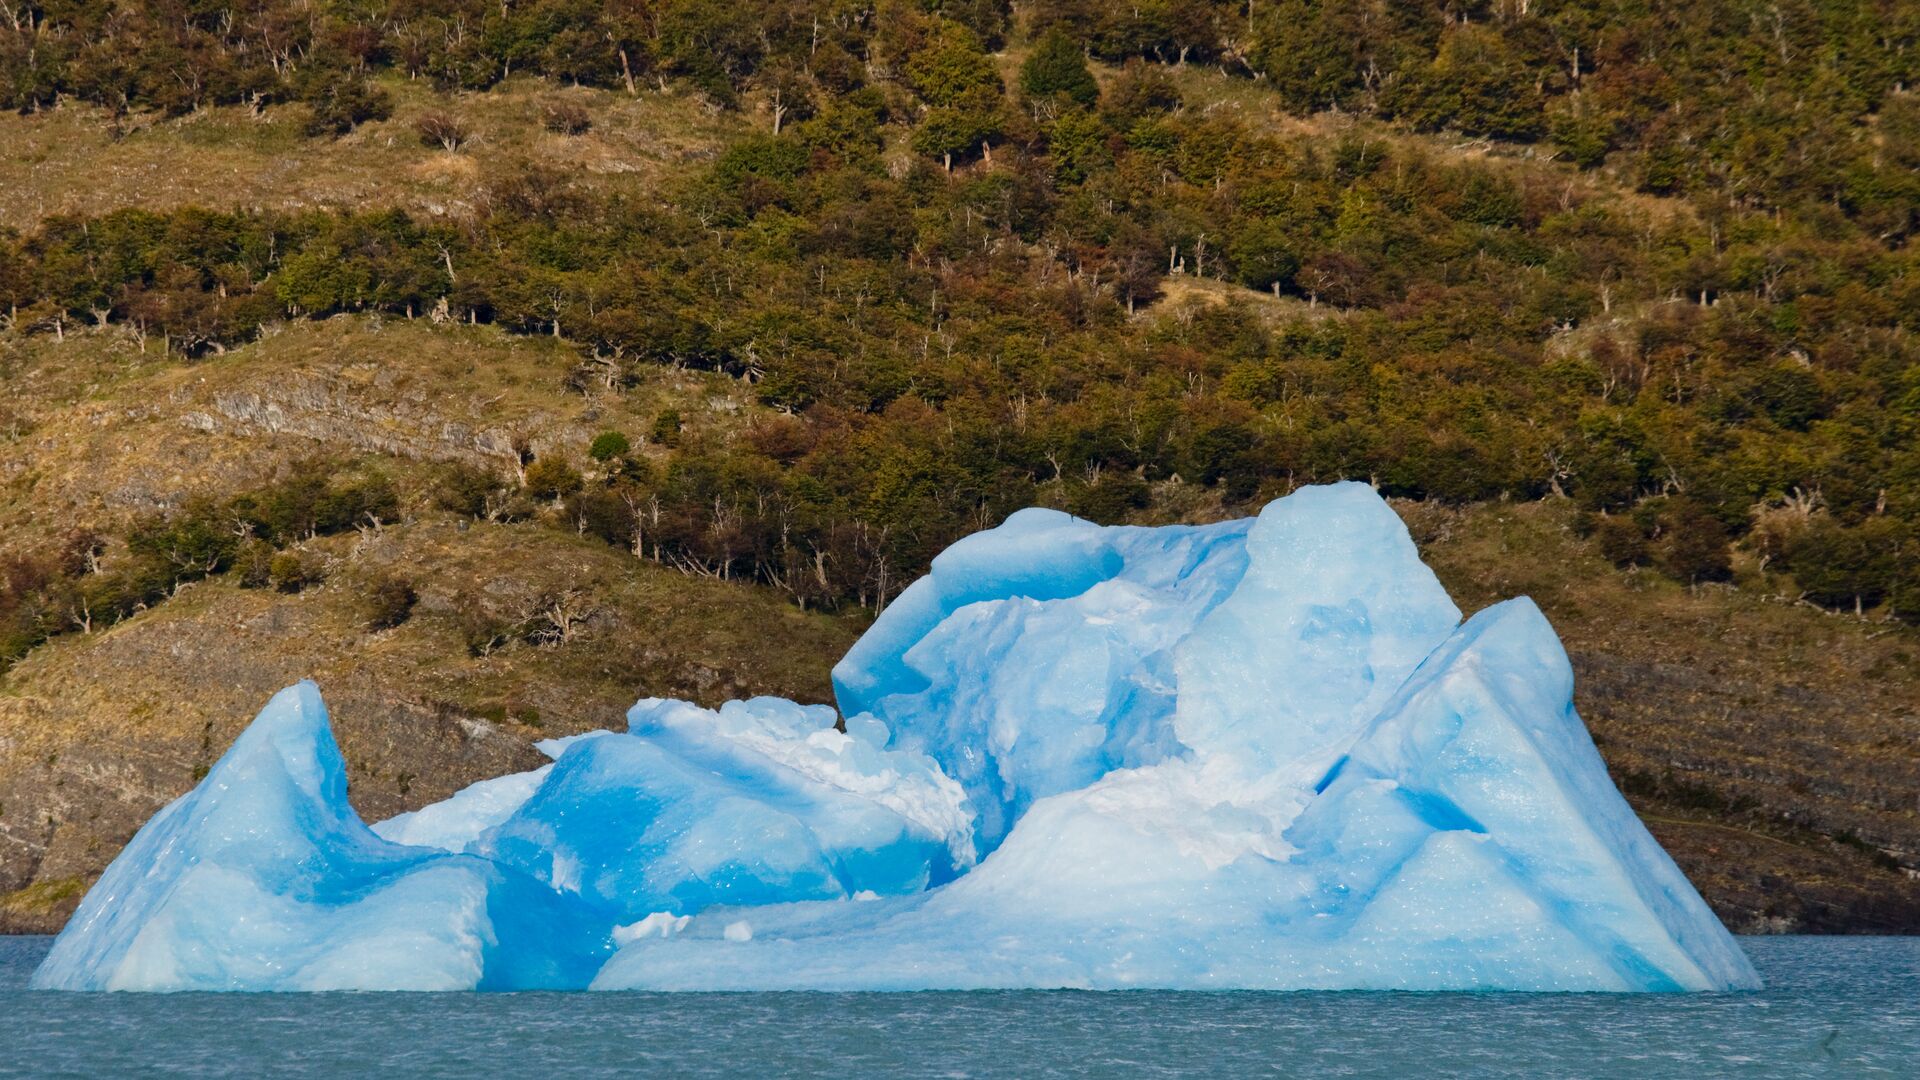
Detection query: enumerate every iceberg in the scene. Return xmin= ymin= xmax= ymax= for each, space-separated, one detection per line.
xmin=30 ymin=684 xmax=609 ymax=991
xmin=35 ymin=482 xmax=1762 ymax=992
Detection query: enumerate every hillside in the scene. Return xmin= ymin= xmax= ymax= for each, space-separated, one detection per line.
xmin=2 ymin=1 xmax=1917 ymax=933
xmin=0 ymin=319 xmax=1912 ymax=934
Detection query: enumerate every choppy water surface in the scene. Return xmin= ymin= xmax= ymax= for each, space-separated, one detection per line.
xmin=2 ymin=935 xmax=1913 ymax=1078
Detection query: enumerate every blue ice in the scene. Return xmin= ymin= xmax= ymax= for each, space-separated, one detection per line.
xmin=36 ymin=482 xmax=1761 ymax=992
xmin=473 ymin=697 xmax=973 ymax=924
xmin=30 ymin=684 xmax=608 ymax=991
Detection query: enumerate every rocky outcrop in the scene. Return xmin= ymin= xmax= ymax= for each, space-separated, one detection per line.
xmin=184 ymin=368 xmax=525 ymax=468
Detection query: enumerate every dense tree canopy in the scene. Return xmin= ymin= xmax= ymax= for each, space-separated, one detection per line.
xmin=5 ymin=1 xmax=1914 ymax=210
xmin=1 ymin=0 xmax=1917 ymax=652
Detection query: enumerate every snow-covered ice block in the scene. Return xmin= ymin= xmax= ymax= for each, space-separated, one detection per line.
xmin=476 ymin=697 xmax=971 ymax=923
xmin=31 ymin=683 xmax=607 ymax=991
xmin=589 ymin=752 xmax=1311 ymax=990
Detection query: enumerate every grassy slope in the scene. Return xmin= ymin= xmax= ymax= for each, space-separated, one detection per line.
xmin=1 ymin=78 xmax=1915 ymax=935
xmin=0 ymin=316 xmax=753 ymax=548
xmin=0 ymin=76 xmax=735 ymax=225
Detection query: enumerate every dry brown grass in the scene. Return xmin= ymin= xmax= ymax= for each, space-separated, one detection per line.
xmin=0 ymin=316 xmax=758 ymax=555
xmin=1146 ymin=273 xmax=1334 ymax=325
xmin=0 ymin=76 xmax=741 ymax=226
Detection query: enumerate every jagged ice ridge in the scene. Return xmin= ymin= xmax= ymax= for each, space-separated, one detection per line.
xmin=32 ymin=482 xmax=1761 ymax=992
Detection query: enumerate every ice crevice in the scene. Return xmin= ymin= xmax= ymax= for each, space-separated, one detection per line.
xmin=33 ymin=482 xmax=1761 ymax=993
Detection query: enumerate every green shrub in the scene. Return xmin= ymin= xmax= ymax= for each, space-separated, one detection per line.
xmin=650 ymin=410 xmax=683 ymax=448
xmin=435 ymin=463 xmax=511 ymax=518
xmin=1653 ymin=502 xmax=1733 ymax=583
xmin=234 ymin=539 xmax=277 ymax=589
xmin=1228 ymin=220 xmax=1300 ymax=294
xmin=1786 ymin=517 xmax=1906 ymax=610
xmin=303 ymin=75 xmax=391 ymax=137
xmin=570 ymin=488 xmax=641 ymax=549
xmin=1100 ymin=61 xmax=1178 ymax=123
xmin=1068 ymin=472 xmax=1150 ymax=524
xmin=228 ymin=465 xmax=398 ymax=543
xmin=125 ymin=500 xmax=239 ymax=585
xmin=316 ymin=471 xmax=400 ymax=533
xmin=269 ymin=551 xmax=324 ymax=593
xmin=911 ymin=91 xmax=1004 ymax=165
xmin=588 ymin=431 xmax=632 ymax=462
xmin=905 ymin=25 xmax=1001 ymax=107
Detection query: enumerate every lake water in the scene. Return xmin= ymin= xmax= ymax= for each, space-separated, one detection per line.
xmin=1 ymin=935 xmax=1914 ymax=1077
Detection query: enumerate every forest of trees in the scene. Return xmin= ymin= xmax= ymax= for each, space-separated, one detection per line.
xmin=6 ymin=0 xmax=1918 ymax=213
xmin=2 ymin=0 xmax=1917 ymax=662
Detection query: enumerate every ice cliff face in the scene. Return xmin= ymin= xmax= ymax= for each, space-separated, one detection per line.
xmin=32 ymin=482 xmax=1762 ymax=992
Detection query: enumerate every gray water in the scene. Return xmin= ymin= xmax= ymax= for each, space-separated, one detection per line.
xmin=1 ymin=936 xmax=1914 ymax=1078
